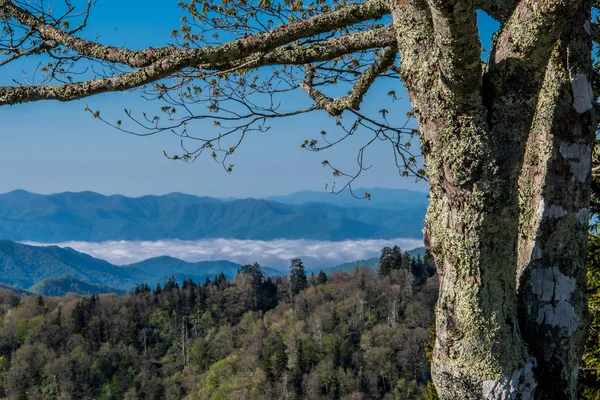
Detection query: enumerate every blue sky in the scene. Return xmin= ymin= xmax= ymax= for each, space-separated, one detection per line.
xmin=0 ymin=1 xmax=498 ymax=198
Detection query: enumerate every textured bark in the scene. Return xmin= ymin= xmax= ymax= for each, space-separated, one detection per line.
xmin=516 ymin=3 xmax=595 ymax=398
xmin=388 ymin=0 xmax=591 ymax=396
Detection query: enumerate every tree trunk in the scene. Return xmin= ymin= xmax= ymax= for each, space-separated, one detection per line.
xmin=516 ymin=3 xmax=594 ymax=398
xmin=390 ymin=0 xmax=594 ymax=396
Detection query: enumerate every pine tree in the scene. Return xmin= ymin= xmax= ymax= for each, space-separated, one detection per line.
xmin=401 ymin=251 xmax=412 ymax=271
xmin=378 ymin=247 xmax=394 ymax=277
xmin=317 ymin=271 xmax=328 ymax=285
xmin=290 ymin=258 xmax=308 ymax=295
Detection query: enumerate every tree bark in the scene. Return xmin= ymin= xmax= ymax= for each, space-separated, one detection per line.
xmin=516 ymin=3 xmax=595 ymax=398
xmin=389 ymin=0 xmax=594 ymax=396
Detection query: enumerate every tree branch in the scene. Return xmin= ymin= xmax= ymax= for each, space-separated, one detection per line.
xmin=474 ymin=0 xmax=518 ymax=22
xmin=0 ymin=0 xmax=176 ymax=67
xmin=591 ymin=21 xmax=600 ymax=45
xmin=427 ymin=0 xmax=482 ymax=96
xmin=300 ymin=45 xmax=398 ymax=116
xmin=0 ymin=0 xmax=389 ymax=69
xmin=490 ymin=0 xmax=578 ymax=68
xmin=205 ymin=27 xmax=396 ymax=72
xmin=0 ymin=0 xmax=392 ymax=105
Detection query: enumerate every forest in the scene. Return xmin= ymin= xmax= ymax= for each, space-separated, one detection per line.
xmin=0 ymin=243 xmax=598 ymax=400
xmin=0 ymin=249 xmax=439 ymax=400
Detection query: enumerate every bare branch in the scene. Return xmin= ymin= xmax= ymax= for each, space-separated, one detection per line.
xmin=205 ymin=26 xmax=396 ymax=72
xmin=300 ymin=45 xmax=398 ymax=116
xmin=0 ymin=0 xmax=391 ymax=105
xmin=0 ymin=0 xmax=175 ymax=67
xmin=474 ymin=0 xmax=518 ymax=22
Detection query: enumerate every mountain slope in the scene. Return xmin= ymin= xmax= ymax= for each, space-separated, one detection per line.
xmin=0 ymin=190 xmax=425 ymax=242
xmin=317 ymin=247 xmax=427 ymax=275
xmin=0 ymin=240 xmax=132 ymax=289
xmin=0 ymin=282 xmax=31 ymax=297
xmin=266 ymin=187 xmax=428 ymax=210
xmin=30 ymin=276 xmax=124 ymax=296
xmin=123 ymin=256 xmax=284 ymax=284
xmin=0 ymin=241 xmax=284 ymax=293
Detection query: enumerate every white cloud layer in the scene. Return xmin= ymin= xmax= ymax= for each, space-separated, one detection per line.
xmin=24 ymin=238 xmax=424 ymax=270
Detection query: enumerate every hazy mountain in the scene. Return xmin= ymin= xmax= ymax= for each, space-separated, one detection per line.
xmin=123 ymin=256 xmax=283 ymax=282
xmin=0 ymin=241 xmax=285 ymax=293
xmin=30 ymin=276 xmax=125 ymax=297
xmin=0 ymin=190 xmax=425 ymax=242
xmin=266 ymin=187 xmax=428 ymax=210
xmin=0 ymin=240 xmax=131 ymax=289
xmin=317 ymin=257 xmax=380 ymax=275
xmin=316 ymin=247 xmax=426 ymax=275
xmin=0 ymin=282 xmax=31 ymax=298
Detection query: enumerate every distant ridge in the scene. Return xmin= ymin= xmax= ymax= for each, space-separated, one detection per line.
xmin=0 ymin=240 xmax=425 ymax=295
xmin=316 ymin=247 xmax=426 ymax=275
xmin=266 ymin=187 xmax=428 ymax=210
xmin=0 ymin=240 xmax=281 ymax=293
xmin=30 ymin=276 xmax=125 ymax=297
xmin=0 ymin=189 xmax=425 ymax=242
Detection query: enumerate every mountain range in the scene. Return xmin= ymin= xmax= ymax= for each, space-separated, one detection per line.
xmin=0 ymin=240 xmax=254 ymax=291
xmin=266 ymin=187 xmax=428 ymax=210
xmin=0 ymin=189 xmax=426 ymax=242
xmin=0 ymin=240 xmax=425 ymax=295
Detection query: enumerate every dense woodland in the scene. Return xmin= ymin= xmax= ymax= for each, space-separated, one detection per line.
xmin=0 ymin=249 xmax=438 ymax=400
xmin=0 ymin=241 xmax=598 ymax=400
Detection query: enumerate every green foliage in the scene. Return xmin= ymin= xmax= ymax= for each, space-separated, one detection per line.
xmin=290 ymin=258 xmax=308 ymax=295
xmin=30 ymin=275 xmax=124 ymax=296
xmin=0 ymin=262 xmax=438 ymax=399
xmin=580 ymin=234 xmax=600 ymax=399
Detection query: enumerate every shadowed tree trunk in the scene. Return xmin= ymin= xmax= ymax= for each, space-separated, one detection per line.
xmin=0 ymin=0 xmax=596 ymax=397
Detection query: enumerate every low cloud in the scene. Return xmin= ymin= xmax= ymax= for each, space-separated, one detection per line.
xmin=24 ymin=238 xmax=423 ymax=270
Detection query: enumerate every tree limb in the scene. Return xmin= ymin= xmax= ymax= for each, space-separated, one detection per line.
xmin=427 ymin=0 xmax=482 ymax=96
xmin=205 ymin=27 xmax=396 ymax=72
xmin=0 ymin=0 xmax=390 ymax=70
xmin=0 ymin=0 xmax=176 ymax=67
xmin=474 ymin=0 xmax=518 ymax=22
xmin=300 ymin=45 xmax=398 ymax=116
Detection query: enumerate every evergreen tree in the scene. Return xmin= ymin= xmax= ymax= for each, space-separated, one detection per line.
xmin=379 ymin=246 xmax=403 ymax=276
xmin=378 ymin=246 xmax=393 ymax=277
xmin=215 ymin=272 xmax=227 ymax=288
xmin=411 ymin=255 xmax=428 ymax=285
xmin=240 ymin=262 xmax=264 ymax=286
xmin=423 ymin=250 xmax=436 ymax=277
xmin=317 ymin=271 xmax=328 ymax=285
xmin=401 ymin=251 xmax=412 ymax=272
xmin=164 ymin=276 xmax=179 ymax=291
xmin=290 ymin=258 xmax=308 ymax=295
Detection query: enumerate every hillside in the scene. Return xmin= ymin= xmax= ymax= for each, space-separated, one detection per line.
xmin=0 ymin=240 xmax=132 ymax=289
xmin=29 ymin=276 xmax=125 ymax=296
xmin=0 ymin=240 xmax=425 ymax=294
xmin=124 ymin=256 xmax=283 ymax=283
xmin=0 ymin=241 xmax=284 ymax=293
xmin=317 ymin=246 xmax=426 ymax=275
xmin=0 ymin=190 xmax=425 ymax=242
xmin=266 ymin=187 xmax=428 ymax=210
xmin=0 ymin=266 xmax=439 ymax=399
xmin=0 ymin=283 xmax=31 ymax=298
